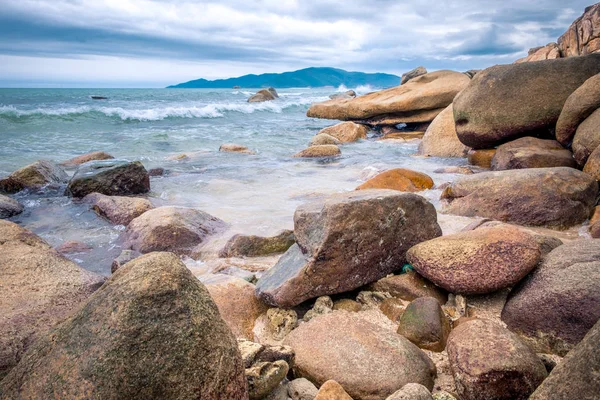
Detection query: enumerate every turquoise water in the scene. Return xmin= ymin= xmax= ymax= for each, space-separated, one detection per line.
xmin=0 ymin=87 xmax=471 ymax=275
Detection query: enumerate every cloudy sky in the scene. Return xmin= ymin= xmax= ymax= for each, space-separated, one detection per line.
xmin=0 ymin=0 xmax=592 ymax=87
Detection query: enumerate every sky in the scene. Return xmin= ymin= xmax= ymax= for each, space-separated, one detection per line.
xmin=0 ymin=0 xmax=593 ymax=88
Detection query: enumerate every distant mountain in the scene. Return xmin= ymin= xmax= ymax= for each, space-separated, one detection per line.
xmin=167 ymin=67 xmax=400 ymax=89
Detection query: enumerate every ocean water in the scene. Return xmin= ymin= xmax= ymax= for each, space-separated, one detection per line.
xmin=0 ymin=87 xmax=474 ymax=275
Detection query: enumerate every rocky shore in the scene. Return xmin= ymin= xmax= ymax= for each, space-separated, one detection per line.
xmin=2 ymin=4 xmax=600 ymax=400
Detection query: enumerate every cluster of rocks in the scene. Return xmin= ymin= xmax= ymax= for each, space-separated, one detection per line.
xmin=249 ymin=87 xmax=279 ymax=103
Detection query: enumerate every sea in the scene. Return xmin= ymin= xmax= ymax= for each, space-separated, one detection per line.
xmin=0 ymin=86 xmax=475 ymax=275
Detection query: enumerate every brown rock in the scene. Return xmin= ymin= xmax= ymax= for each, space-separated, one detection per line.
xmin=148 ymin=167 xmax=165 ymax=176
xmin=556 ymin=73 xmax=600 ymax=146
xmin=515 ymin=43 xmax=561 ymax=63
xmin=61 ymin=151 xmax=114 ymax=167
xmin=407 ymin=224 xmax=540 ymax=295
xmin=314 ymin=380 xmax=353 ymax=400
xmin=111 ymin=249 xmax=142 ymax=273
xmin=333 ymin=299 xmax=362 ymax=312
xmin=447 ymin=319 xmax=548 ymax=400
xmin=219 ymin=143 xmax=256 ymax=154
xmin=293 ymin=145 xmax=341 ymax=158
xmin=356 ymin=168 xmax=434 ymax=192
xmin=572 ymin=107 xmax=600 ymax=166
xmin=310 ymin=133 xmax=342 ymax=146
xmin=397 ymin=297 xmax=451 ymax=352
xmin=318 ymin=121 xmax=368 ymax=143
xmin=418 ymin=105 xmax=470 ymax=158
xmin=401 ymin=66 xmax=428 ymax=85
xmin=0 ymin=160 xmax=68 ymax=193
xmin=491 ymin=137 xmax=576 ymax=170
xmin=583 ymin=144 xmax=600 ymax=180
xmin=369 ymin=270 xmax=448 ymax=305
xmin=303 ymin=296 xmax=334 ymax=321
xmin=66 ymin=160 xmax=150 ymax=198
xmin=379 ymin=298 xmax=406 ymax=322
xmin=467 ymin=149 xmax=496 ymax=168
xmin=557 ymin=3 xmax=600 ymax=57
xmin=0 ymin=194 xmax=24 ymax=219
xmin=433 ymin=166 xmax=474 ymax=175
xmin=288 ymin=378 xmax=319 ymax=400
xmin=55 ymin=240 xmax=91 ymax=254
xmin=249 ymin=87 xmax=279 ymax=103
xmin=386 ymin=383 xmax=433 ymax=400
xmin=84 ymin=192 xmax=153 ymax=225
xmin=219 ymin=230 xmax=295 ymax=258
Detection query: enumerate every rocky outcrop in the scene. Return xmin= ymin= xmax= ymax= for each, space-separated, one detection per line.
xmin=501 ymin=239 xmax=600 ymax=356
xmin=441 ymin=167 xmax=598 ymax=229
xmin=0 ymin=252 xmax=248 ymax=399
xmin=453 ymin=54 xmax=600 ymax=148
xmin=125 ymin=206 xmax=227 ymax=255
xmin=555 ymin=73 xmax=600 ymax=146
xmin=0 ymin=160 xmax=68 ymax=193
xmin=401 ymin=66 xmax=427 ymax=85
xmin=572 ymin=108 xmax=600 ymax=166
xmin=515 ymin=43 xmax=560 ymax=63
xmin=317 ymin=121 xmax=368 ymax=143
xmin=307 ymin=71 xmax=470 ymax=125
xmin=66 ymin=159 xmax=150 ymax=198
xmin=293 ymin=145 xmax=341 ymax=158
xmin=356 ymin=168 xmax=434 ymax=192
xmin=447 ymin=319 xmax=548 ymax=400
xmin=60 ymin=151 xmax=114 ymax=167
xmin=256 ymin=190 xmax=442 ymax=308
xmin=369 ymin=270 xmax=447 ymax=305
xmin=248 ymin=87 xmax=279 ymax=102
xmin=56 ymin=240 xmax=91 ymax=254
xmin=84 ymin=192 xmax=153 ymax=225
xmin=397 ymin=297 xmax=451 ymax=352
xmin=0 ymin=194 xmax=23 ymax=219
xmin=219 ymin=230 xmax=295 ymax=258
xmin=219 ymin=143 xmax=256 ymax=154
xmin=283 ymin=311 xmax=437 ymax=400
xmin=557 ymin=3 xmax=600 ymax=57
xmin=490 ymin=137 xmax=576 ymax=170
xmin=0 ymin=220 xmax=105 ymax=380
xmin=418 ymin=105 xmax=470 ymax=158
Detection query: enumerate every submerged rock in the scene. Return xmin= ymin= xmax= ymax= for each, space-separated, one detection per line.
xmin=356 ymin=168 xmax=434 ymax=192
xmin=555 ymin=73 xmax=600 ymax=146
xmin=0 ymin=194 xmax=23 ymax=219
xmin=248 ymin=87 xmax=279 ymax=102
xmin=293 ymin=145 xmax=341 ymax=158
xmin=491 ymin=137 xmax=576 ymax=170
xmin=66 ymin=159 xmax=150 ymax=198
xmin=60 ymin=151 xmax=114 ymax=167
xmin=219 ymin=230 xmax=295 ymax=258
xmin=0 ymin=160 xmax=68 ymax=193
xmin=84 ymin=192 xmax=153 ymax=225
xmin=219 ymin=143 xmax=256 ymax=154
xmin=317 ymin=121 xmax=368 ymax=143
xmin=55 ymin=240 xmax=91 ymax=254
xmin=418 ymin=104 xmax=469 ymax=158
xmin=401 ymin=66 xmax=428 ymax=85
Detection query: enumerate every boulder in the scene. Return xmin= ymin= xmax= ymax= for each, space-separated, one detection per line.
xmin=397 ymin=297 xmax=451 ymax=352
xmin=356 ymin=168 xmax=434 ymax=192
xmin=293 ymin=145 xmax=341 ymax=158
xmin=386 ymin=383 xmax=433 ymax=400
xmin=0 ymin=194 xmax=23 ymax=219
xmin=219 ymin=143 xmax=256 ymax=154
xmin=148 ymin=167 xmax=165 ymax=176
xmin=125 ymin=206 xmax=227 ymax=255
xmin=447 ymin=319 xmax=548 ymax=400
xmin=61 ymin=151 xmax=114 ymax=167
xmin=501 ymin=239 xmax=600 ymax=356
xmin=288 ymin=378 xmax=319 ymax=400
xmin=307 ymin=71 xmax=470 ymax=125
xmin=247 ymin=361 xmax=289 ymax=400
xmin=583 ymin=144 xmax=600 ymax=180
xmin=572 ymin=107 xmax=600 ymax=166
xmin=555 ymin=73 xmax=600 ymax=146
xmin=310 ymin=133 xmax=342 ymax=146
xmin=0 ymin=252 xmax=248 ymax=399
xmin=205 ymin=275 xmax=269 ymax=340
xmin=317 ymin=121 xmax=368 ymax=143
xmin=0 ymin=220 xmax=105 ymax=380
xmin=515 ymin=43 xmax=561 ymax=63
xmin=491 ymin=137 xmax=576 ymax=170
xmin=453 ymin=54 xmax=600 ymax=148
xmin=83 ymin=192 xmax=153 ymax=225
xmin=249 ymin=87 xmax=279 ymax=103
xmin=314 ymin=380 xmax=353 ymax=400
xmin=219 ymin=230 xmax=295 ymax=258
xmin=557 ymin=3 xmax=600 ymax=57
xmin=66 ymin=159 xmax=150 ymax=198
xmin=283 ymin=311 xmax=437 ymax=400
xmin=408 ymin=224 xmax=540 ymax=295
xmin=369 ymin=270 xmax=447 ymax=305
xmin=467 ymin=149 xmax=496 ymax=168
xmin=256 ymin=190 xmax=442 ymax=308
xmin=401 ymin=66 xmax=428 ymax=85
xmin=329 ymin=90 xmax=357 ymax=100
xmin=0 ymin=160 xmax=68 ymax=193
xmin=441 ymin=167 xmax=598 ymax=228
xmin=418 ymin=105 xmax=470 ymax=158
xmin=529 ymin=318 xmax=600 ymax=400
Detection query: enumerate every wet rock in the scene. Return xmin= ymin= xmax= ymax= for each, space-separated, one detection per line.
xmin=56 ymin=240 xmax=91 ymax=254
xmin=288 ymin=377 xmax=319 ymax=400
xmin=453 ymin=54 xmax=600 ymax=148
xmin=0 ymin=252 xmax=248 ymax=399
xmin=408 ymin=224 xmax=540 ymax=295
xmin=247 ymin=360 xmax=289 ymax=400
xmin=125 ymin=206 xmax=227 ymax=256
xmin=60 ymin=151 xmax=114 ymax=167
xmin=0 ymin=160 xmax=68 ymax=193
xmin=333 ymin=299 xmax=362 ymax=312
xmin=557 ymin=3 xmax=600 ymax=57
xmin=66 ymin=159 xmax=150 ymax=198
xmin=248 ymin=87 xmax=279 ymax=102
xmin=253 ymin=308 xmax=298 ymax=345
xmin=418 ymin=104 xmax=470 ymax=158
xmin=491 ymin=137 xmax=576 ymax=170
xmin=501 ymin=239 xmax=600 ymax=356
xmin=310 ymin=133 xmax=342 ymax=146
xmin=293 ymin=145 xmax=341 ymax=158
xmin=386 ymin=383 xmax=433 ymax=400
xmin=329 ymin=90 xmax=357 ymax=100
xmin=314 ymin=380 xmax=353 ymax=400
xmin=369 ymin=270 xmax=448 ymax=304
xmin=148 ymin=167 xmax=165 ymax=176
xmin=219 ymin=230 xmax=295 ymax=258
xmin=111 ymin=249 xmax=142 ymax=273
xmin=397 ymin=297 xmax=450 ymax=352
xmin=446 ymin=319 xmax=548 ymax=400
xmin=317 ymin=121 xmax=368 ymax=143
xmin=256 ymin=190 xmax=442 ymax=308
xmin=556 ymin=73 xmax=600 ymax=146
xmin=303 ymin=296 xmax=333 ymax=321
xmin=284 ymin=311 xmax=437 ymax=399
xmin=356 ymin=168 xmax=434 ymax=192
xmin=572 ymin=108 xmax=600 ymax=166
xmin=441 ymin=167 xmax=598 ymax=229
xmin=84 ymin=192 xmax=153 ymax=225
xmin=0 ymin=194 xmax=23 ymax=219
xmin=379 ymin=298 xmax=406 ymax=323
xmin=219 ymin=143 xmax=256 ymax=154
xmin=467 ymin=149 xmax=496 ymax=168
xmin=401 ymin=66 xmax=428 ymax=85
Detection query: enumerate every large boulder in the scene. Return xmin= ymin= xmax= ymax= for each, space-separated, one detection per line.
xmin=125 ymin=206 xmax=227 ymax=255
xmin=0 ymin=252 xmax=248 ymax=399
xmin=60 ymin=151 xmax=114 ymax=167
xmin=501 ymin=239 xmax=600 ymax=356
xmin=66 ymin=159 xmax=150 ymax=198
xmin=447 ymin=319 xmax=548 ymax=400
xmin=407 ymin=224 xmax=540 ymax=295
xmin=529 ymin=318 xmax=600 ymax=400
xmin=491 ymin=137 xmax=576 ymax=170
xmin=317 ymin=121 xmax=368 ymax=143
xmin=557 ymin=3 xmax=600 ymax=57
xmin=0 ymin=160 xmax=68 ymax=193
xmin=572 ymin=107 xmax=600 ymax=166
xmin=453 ymin=54 xmax=600 ymax=149
xmin=356 ymin=168 xmax=434 ymax=192
xmin=248 ymin=87 xmax=279 ymax=103
xmin=0 ymin=220 xmax=105 ymax=380
xmin=0 ymin=194 xmax=23 ymax=219
xmin=283 ymin=311 xmax=437 ymax=400
xmin=555 ymin=73 xmax=600 ymax=146
xmin=441 ymin=167 xmax=598 ymax=228
xmin=256 ymin=190 xmax=442 ymax=308
xmin=401 ymin=66 xmax=428 ymax=85
xmin=83 ymin=192 xmax=153 ymax=225
xmin=219 ymin=230 xmax=295 ymax=258
xmin=418 ymin=105 xmax=470 ymax=158
xmin=307 ymin=71 xmax=470 ymax=125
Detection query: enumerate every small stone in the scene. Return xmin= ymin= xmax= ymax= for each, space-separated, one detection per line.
xmin=356 ymin=291 xmax=392 ymax=308
xmin=397 ymin=297 xmax=451 ymax=352
xmin=84 ymin=192 xmax=153 ymax=226
xmin=386 ymin=383 xmax=433 ymax=400
xmin=288 ymin=378 xmax=319 ymax=400
xmin=369 ymin=270 xmax=448 ymax=305
xmin=432 ymin=391 xmax=457 ymax=400
xmin=238 ymin=338 xmax=265 ymax=368
xmin=246 ymin=360 xmax=289 ymax=400
xmin=467 ymin=149 xmax=496 ymax=168
xmin=317 ymin=121 xmax=368 ymax=143
xmin=0 ymin=194 xmax=24 ymax=219
xmin=310 ymin=133 xmax=342 ymax=146
xmin=148 ymin=167 xmax=165 ymax=176
xmin=219 ymin=230 xmax=295 ymax=258
xmin=303 ymin=296 xmax=334 ymax=321
xmin=111 ymin=249 xmax=142 ymax=273
xmin=314 ymin=380 xmax=353 ymax=400
xmin=333 ymin=299 xmax=362 ymax=312
xmin=61 ymin=151 xmax=114 ymax=167
xmin=356 ymin=168 xmax=434 ymax=192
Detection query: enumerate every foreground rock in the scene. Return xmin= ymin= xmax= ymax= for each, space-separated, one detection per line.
xmin=401 ymin=66 xmax=427 ymax=85
xmin=529 ymin=318 xmax=600 ymax=400
xmin=220 ymin=230 xmax=295 ymax=257
xmin=293 ymin=145 xmax=341 ymax=158
xmin=555 ymin=73 xmax=600 ymax=146
xmin=256 ymin=190 xmax=441 ymax=308
xmin=248 ymin=87 xmax=279 ymax=102
xmin=356 ymin=168 xmax=434 ymax=192
xmin=219 ymin=143 xmax=256 ymax=154
xmin=418 ymin=105 xmax=469 ymax=158
xmin=557 ymin=3 xmax=600 ymax=57
xmin=447 ymin=319 xmax=548 ymax=400
xmin=66 ymin=159 xmax=150 ymax=198
xmin=441 ymin=167 xmax=598 ymax=229
xmin=572 ymin=108 xmax=600 ymax=166
xmin=317 ymin=121 xmax=368 ymax=143
xmin=0 ymin=252 xmax=248 ymax=399
xmin=307 ymin=71 xmax=470 ymax=125
xmin=83 ymin=192 xmax=153 ymax=225
xmin=0 ymin=194 xmax=23 ymax=219
xmin=125 ymin=206 xmax=227 ymax=255
xmin=284 ymin=311 xmax=437 ymax=400
xmin=369 ymin=270 xmax=447 ymax=304
xmin=387 ymin=383 xmax=433 ymax=400
xmin=0 ymin=220 xmax=105 ymax=380
xmin=60 ymin=151 xmax=114 ymax=167
xmin=491 ymin=137 xmax=576 ymax=170
xmin=397 ymin=297 xmax=451 ymax=352
xmin=453 ymin=54 xmax=600 ymax=148
xmin=501 ymin=239 xmax=600 ymax=356
xmin=0 ymin=160 xmax=68 ymax=193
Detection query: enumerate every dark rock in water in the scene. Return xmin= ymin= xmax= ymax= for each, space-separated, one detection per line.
xmin=441 ymin=167 xmax=598 ymax=229
xmin=572 ymin=108 xmax=600 ymax=166
xmin=453 ymin=54 xmax=600 ymax=149
xmin=0 ymin=252 xmax=248 ymax=399
xmin=56 ymin=240 xmax=91 ymax=254
xmin=0 ymin=220 xmax=105 ymax=380
xmin=83 ymin=192 xmax=153 ymax=226
xmin=90 ymin=95 xmax=108 ymax=100
xmin=491 ymin=137 xmax=576 ymax=170
xmin=401 ymin=66 xmax=427 ymax=84
xmin=555 ymin=73 xmax=600 ymax=146
xmin=529 ymin=318 xmax=600 ymax=400
xmin=369 ymin=270 xmax=448 ymax=305
xmin=255 ymin=190 xmax=442 ymax=308
xmin=60 ymin=151 xmax=114 ymax=167
xmin=66 ymin=159 xmax=150 ymax=198
xmin=356 ymin=168 xmax=434 ymax=192
xmin=219 ymin=230 xmax=295 ymax=258
xmin=447 ymin=319 xmax=548 ymax=400
xmin=110 ymin=249 xmax=142 ymax=273
xmin=0 ymin=194 xmax=23 ymax=219
xmin=0 ymin=160 xmax=68 ymax=193
xmin=501 ymin=239 xmax=600 ymax=356
xmin=248 ymin=87 xmax=279 ymax=102
xmin=387 ymin=383 xmax=434 ymax=400
xmin=397 ymin=296 xmax=451 ymax=352
xmin=148 ymin=167 xmax=165 ymax=176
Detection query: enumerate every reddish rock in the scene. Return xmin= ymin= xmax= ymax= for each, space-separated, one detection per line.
xmin=61 ymin=151 xmax=114 ymax=167
xmin=84 ymin=192 xmax=153 ymax=225
xmin=583 ymin=144 xmax=600 ymax=180
xmin=356 ymin=168 xmax=434 ymax=192
xmin=314 ymin=380 xmax=353 ymax=400
xmin=318 ymin=121 xmax=368 ymax=143
xmin=418 ymin=104 xmax=470 ymax=158
xmin=379 ymin=298 xmax=406 ymax=323
xmin=491 ymin=137 xmax=576 ymax=170
xmin=369 ymin=270 xmax=447 ymax=305
xmin=515 ymin=43 xmax=561 ymax=63
xmin=556 ymin=73 xmax=600 ymax=146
